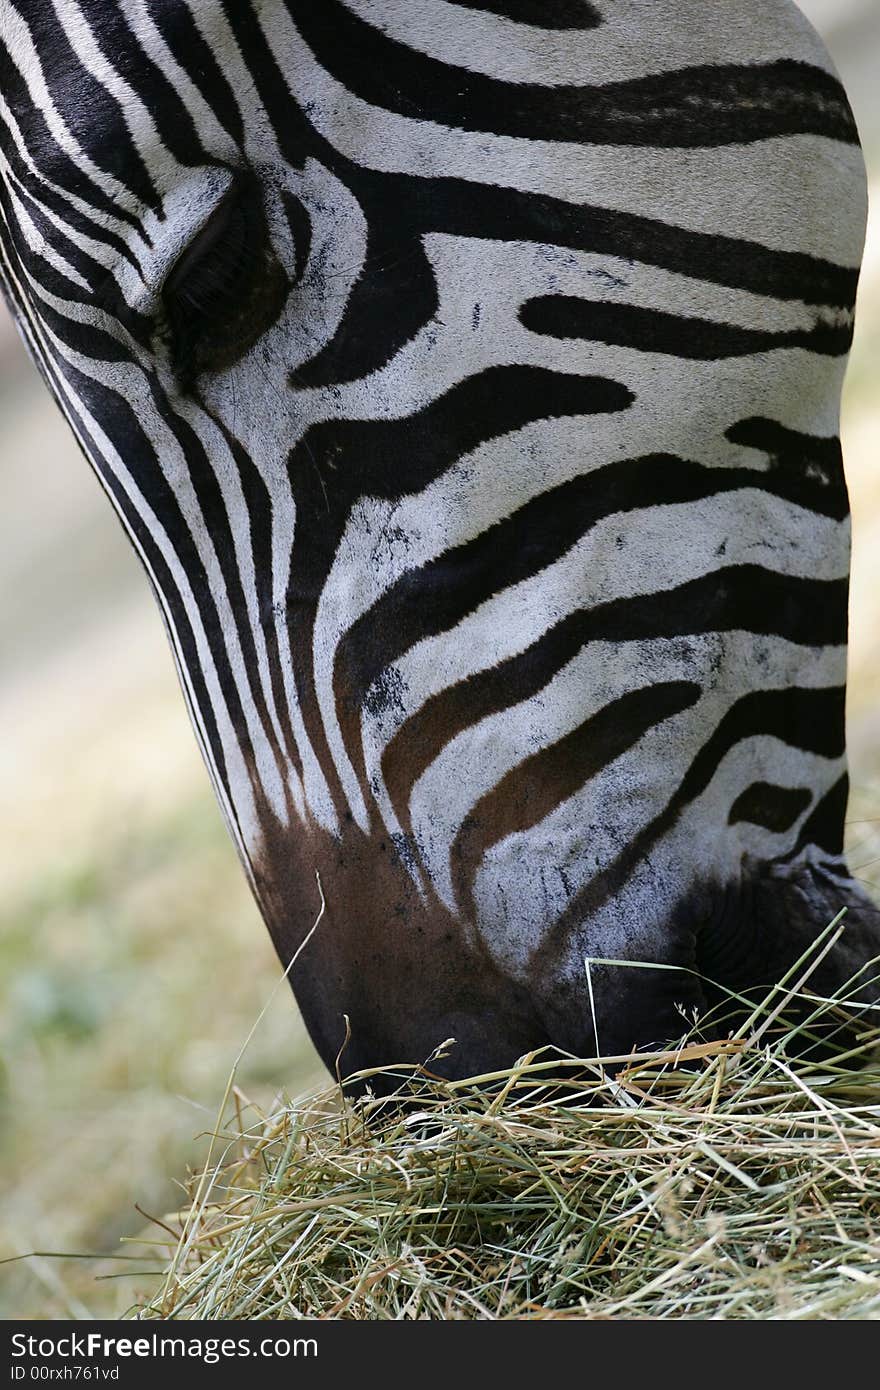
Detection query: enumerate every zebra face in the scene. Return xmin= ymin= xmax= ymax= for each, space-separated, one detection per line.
xmin=2 ymin=0 xmax=879 ymax=1079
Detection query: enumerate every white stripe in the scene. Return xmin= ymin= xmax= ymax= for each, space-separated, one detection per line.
xmin=50 ymin=0 xmax=182 ymax=194
xmin=475 ymin=733 xmax=848 ymax=977
xmin=9 ymin=293 xmax=258 ymax=871
xmin=341 ymin=0 xmax=838 ymax=87
xmin=260 ymin=3 xmax=866 ymax=264
xmin=269 ymin=492 xmax=340 ymax=834
xmin=1 ymin=179 xmax=91 ymax=291
xmin=168 ymin=398 xmax=308 ymax=824
xmin=180 ymin=0 xmax=284 ymax=164
xmin=359 ymin=489 xmax=848 ymax=783
xmin=93 ymin=367 xmax=292 ymax=828
xmin=23 ymin=314 xmax=270 ymax=853
xmin=0 ymin=6 xmax=147 ymax=227
xmin=0 ymin=94 xmax=134 ymax=274
xmin=289 ymin=230 xmax=849 ymax=447
xmin=410 ymin=632 xmax=845 ymax=914
xmin=118 ymin=0 xmax=241 ymax=162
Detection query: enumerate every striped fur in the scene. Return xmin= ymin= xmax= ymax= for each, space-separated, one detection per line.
xmin=1 ymin=0 xmax=878 ymax=1079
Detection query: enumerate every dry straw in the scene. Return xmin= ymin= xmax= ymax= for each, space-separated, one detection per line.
xmin=134 ymin=918 xmax=880 ymax=1320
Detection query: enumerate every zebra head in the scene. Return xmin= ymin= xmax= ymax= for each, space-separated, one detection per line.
xmin=2 ymin=0 xmax=878 ymax=1080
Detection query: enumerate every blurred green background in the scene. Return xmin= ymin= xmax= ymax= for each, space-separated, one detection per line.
xmin=1 ymin=0 xmax=879 ymax=1319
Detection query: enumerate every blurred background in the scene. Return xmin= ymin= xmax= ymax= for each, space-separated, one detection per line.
xmin=1 ymin=0 xmax=879 ymax=1318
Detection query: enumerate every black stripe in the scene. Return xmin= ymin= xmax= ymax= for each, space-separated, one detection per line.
xmin=145 ymin=380 xmax=294 ymax=805
xmin=380 ymin=564 xmax=848 ymax=827
xmin=82 ymin=3 xmax=209 ymax=169
xmin=404 ymin=178 xmax=858 ymax=310
xmin=218 ymin=0 xmax=859 ymax=320
xmin=0 ymin=244 xmax=71 ymax=414
xmin=57 ymin=361 xmax=268 ymax=801
xmin=538 ymin=684 xmax=847 ymax=945
xmin=11 ymin=0 xmax=162 ymax=216
xmin=4 ymin=174 xmax=102 ymax=291
xmin=214 ymin=0 xmax=311 ymax=159
xmin=288 ymin=365 xmax=632 ymax=542
xmin=0 ymin=180 xmax=99 ymax=311
xmin=521 ymin=295 xmax=852 ymax=359
xmin=336 ymin=436 xmax=849 ymax=799
xmin=291 ymin=218 xmax=438 ymax=388
xmin=282 ymin=189 xmax=313 ymax=286
xmin=792 ymin=773 xmax=849 ymax=858
xmin=284 ymin=366 xmax=631 ymax=815
xmin=450 ymin=682 xmax=701 ymax=915
xmin=0 ymin=99 xmax=143 ymax=275
xmin=0 ymin=35 xmax=147 ymax=237
xmin=53 ymin=398 xmax=233 ymax=819
xmin=725 ymin=417 xmax=845 ymax=491
xmin=287 ymin=0 xmax=858 ymax=148
xmin=0 ymin=173 xmax=154 ymax=349
xmin=27 ymin=292 xmax=137 ymax=362
xmin=147 ymin=0 xmax=246 ymax=149
xmin=202 ymin=407 xmax=305 ymax=784
xmin=728 ymin=782 xmax=813 ymax=833
xmin=293 ymin=175 xmax=857 ymax=386
xmin=443 ymin=1 xmax=602 ymax=27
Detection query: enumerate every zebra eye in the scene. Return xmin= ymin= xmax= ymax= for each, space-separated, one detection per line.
xmin=161 ymin=179 xmax=289 ymax=388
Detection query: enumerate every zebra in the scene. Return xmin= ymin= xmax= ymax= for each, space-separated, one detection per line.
xmin=1 ymin=0 xmax=878 ymax=1083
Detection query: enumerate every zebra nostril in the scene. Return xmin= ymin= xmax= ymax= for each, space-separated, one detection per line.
xmin=160 ymin=172 xmax=291 ymax=389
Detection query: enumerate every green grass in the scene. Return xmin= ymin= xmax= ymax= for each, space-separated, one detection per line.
xmin=137 ymin=975 xmax=880 ymax=1321
xmin=0 ymin=791 xmax=321 ymax=1319
xmin=3 ymin=789 xmax=873 ymax=1317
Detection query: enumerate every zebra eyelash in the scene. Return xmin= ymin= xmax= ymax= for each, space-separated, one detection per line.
xmin=165 ymin=187 xmax=255 ymax=313
xmin=160 ymin=177 xmax=290 ymax=389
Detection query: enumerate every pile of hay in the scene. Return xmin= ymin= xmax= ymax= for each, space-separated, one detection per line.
xmin=138 ymin=938 xmax=880 ymax=1320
